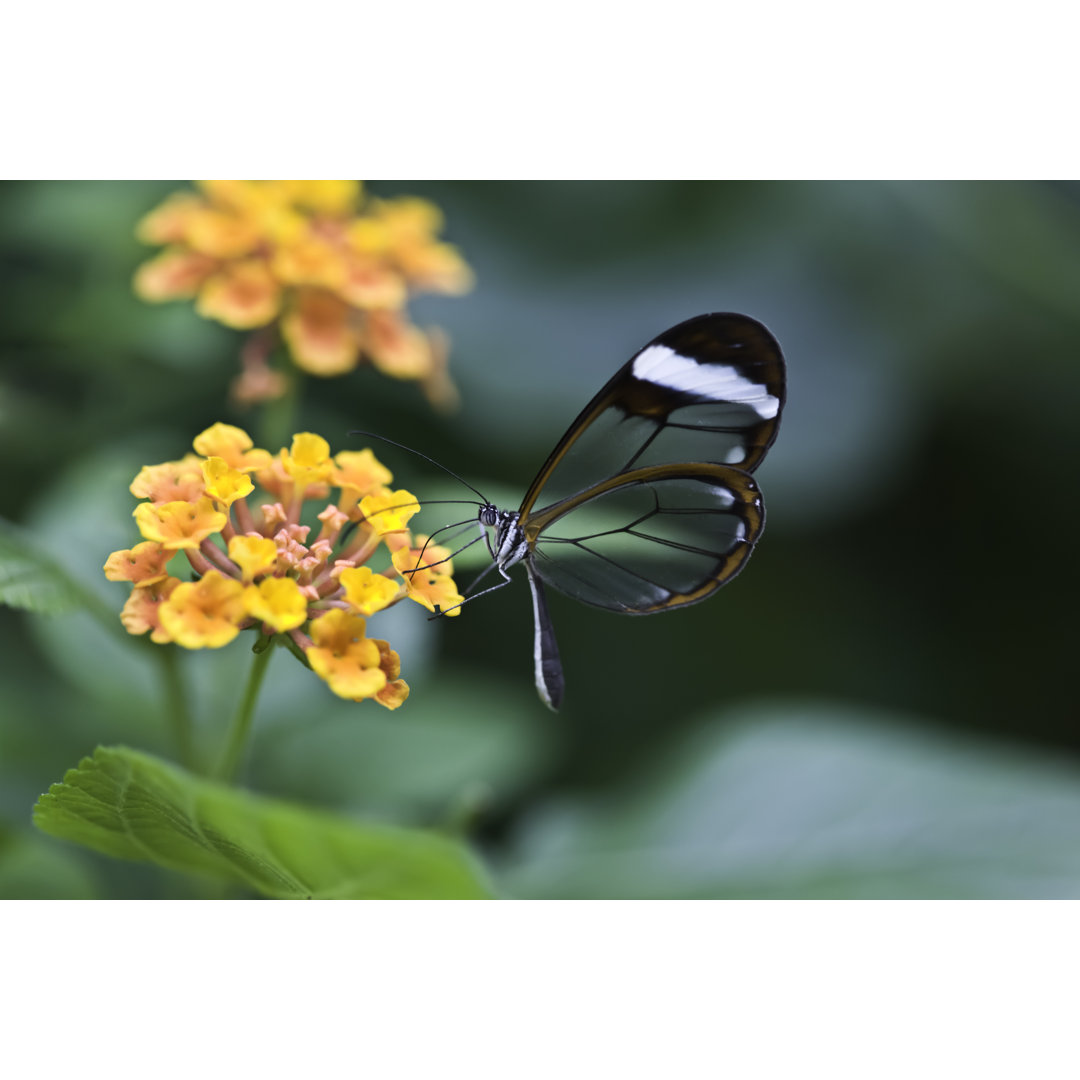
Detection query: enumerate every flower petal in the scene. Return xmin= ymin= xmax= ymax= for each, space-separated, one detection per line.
xmin=244 ymin=576 xmax=308 ymax=632
xmin=134 ymin=496 xmax=227 ymax=550
xmin=133 ymin=249 xmax=217 ymax=302
xmin=197 ymin=259 xmax=282 ymax=329
xmin=158 ymin=571 xmax=247 ymax=648
xmin=281 ymin=289 xmax=360 ymax=375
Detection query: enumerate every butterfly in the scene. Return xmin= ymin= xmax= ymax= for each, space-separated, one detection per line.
xmin=371 ymin=312 xmax=785 ymax=710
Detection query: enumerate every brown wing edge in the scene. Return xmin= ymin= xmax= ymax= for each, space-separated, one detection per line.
xmin=517 ymin=313 xmax=785 ymax=520
xmin=524 ymin=462 xmax=765 ymax=614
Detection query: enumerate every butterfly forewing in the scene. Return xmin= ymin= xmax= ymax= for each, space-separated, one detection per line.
xmin=518 ymin=313 xmax=785 ymax=521
xmin=523 ymin=463 xmax=764 ymax=613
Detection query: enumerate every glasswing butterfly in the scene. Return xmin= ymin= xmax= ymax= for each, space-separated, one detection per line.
xmin=370 ymin=312 xmax=785 ymax=710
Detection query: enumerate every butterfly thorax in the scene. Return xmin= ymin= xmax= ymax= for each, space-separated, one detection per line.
xmin=485 ymin=505 xmax=529 ymax=571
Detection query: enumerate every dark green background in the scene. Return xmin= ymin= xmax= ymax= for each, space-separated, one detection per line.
xmin=2 ymin=181 xmax=1078 ymax=898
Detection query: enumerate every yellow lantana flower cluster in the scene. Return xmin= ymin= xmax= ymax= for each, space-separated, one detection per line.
xmin=104 ymin=422 xmax=465 ymax=709
xmin=132 ymin=181 xmax=472 ymax=407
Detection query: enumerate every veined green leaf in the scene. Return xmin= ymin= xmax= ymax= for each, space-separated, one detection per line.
xmin=34 ymin=746 xmax=492 ymax=899
xmin=0 ymin=517 xmax=90 ymax=615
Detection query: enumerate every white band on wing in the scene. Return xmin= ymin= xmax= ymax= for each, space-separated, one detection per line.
xmin=632 ymin=344 xmax=780 ymax=420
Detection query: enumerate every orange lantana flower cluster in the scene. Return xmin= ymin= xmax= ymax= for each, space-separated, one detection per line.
xmin=132 ymin=181 xmax=472 ymax=407
xmin=104 ymin=423 xmax=465 ymax=709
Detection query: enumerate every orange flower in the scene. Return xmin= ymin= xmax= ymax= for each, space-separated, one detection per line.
xmin=134 ymin=497 xmax=227 ymax=550
xmin=280 ymin=288 xmax=359 ymax=375
xmin=305 ymin=609 xmax=387 ymax=700
xmin=359 ymin=489 xmax=421 ymax=535
xmin=119 ymin=576 xmax=179 ymax=643
xmin=158 ymin=571 xmax=247 ymax=648
xmin=243 ymin=576 xmax=308 ymax=633
xmin=362 ymin=309 xmax=435 ymax=379
xmin=105 ymin=423 xmax=457 ymax=708
xmin=129 ymin=455 xmax=206 ymax=504
xmin=196 ymin=259 xmax=282 ymax=329
xmin=133 ymin=249 xmax=217 ymax=301
xmin=192 ymin=423 xmax=274 ymax=473
xmin=371 ymin=638 xmax=410 ymax=710
xmin=228 ymin=535 xmax=278 ymax=582
xmin=201 ymin=457 xmax=254 ymax=505
xmin=103 ymin=541 xmax=172 ymax=587
xmin=331 ymin=449 xmax=394 ymax=510
xmin=339 ymin=565 xmax=401 ymax=616
xmin=133 ymin=181 xmax=472 ymax=402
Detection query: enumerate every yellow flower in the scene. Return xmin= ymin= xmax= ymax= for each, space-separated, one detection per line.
xmin=280 ymin=288 xmax=359 ymax=376
xmin=281 ymin=432 xmax=335 ymax=493
xmin=362 ymin=309 xmax=436 ymax=379
xmin=227 ymin=535 xmax=279 ymax=582
xmin=134 ymin=497 xmax=227 ymax=550
xmin=340 ymin=565 xmax=401 ymax=616
xmin=392 ymin=547 xmax=465 ymax=617
xmin=371 ymin=638 xmax=410 ymax=710
xmin=331 ymin=449 xmax=394 ymax=508
xmin=338 ymin=254 xmax=406 ymax=310
xmin=158 ymin=571 xmax=248 ymax=648
xmin=129 ymin=455 xmax=205 ymax=503
xmin=120 ymin=577 xmax=179 ymax=643
xmin=366 ymin=196 xmax=473 ymax=295
xmin=280 ymin=180 xmax=362 ymax=216
xmin=133 ymin=249 xmax=217 ymax=301
xmin=106 ymin=425 xmax=462 ymax=709
xmin=135 ymin=191 xmax=202 ymax=245
xmin=305 ymin=609 xmax=387 ymax=700
xmin=104 ymin=541 xmax=172 ymax=587
xmin=196 ymin=259 xmax=282 ymax=329
xmin=192 ymin=423 xmax=274 ymax=472
xmin=271 ymin=233 xmax=348 ymax=290
xmin=244 ymin=577 xmax=308 ymax=633
xmin=201 ymin=457 xmax=254 ymax=505
xmin=133 ymin=181 xmax=472 ymax=402
xmin=359 ymin=489 xmax=420 ymax=535
xmin=183 ymin=207 xmax=262 ymax=259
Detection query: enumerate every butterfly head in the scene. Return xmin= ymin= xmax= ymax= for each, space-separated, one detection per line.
xmin=479 ymin=505 xmax=528 ymax=572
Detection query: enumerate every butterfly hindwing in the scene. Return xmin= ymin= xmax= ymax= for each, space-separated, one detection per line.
xmin=523 ymin=463 xmax=764 ymax=613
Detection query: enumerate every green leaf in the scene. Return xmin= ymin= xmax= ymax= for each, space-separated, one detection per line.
xmin=498 ymin=703 xmax=1080 ymax=899
xmin=0 ymin=824 xmax=100 ymax=899
xmin=34 ymin=746 xmax=492 ymax=899
xmin=0 ymin=517 xmax=90 ymax=615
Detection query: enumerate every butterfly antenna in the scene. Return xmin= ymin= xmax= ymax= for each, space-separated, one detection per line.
xmin=400 ymin=518 xmax=484 ymax=576
xmin=349 ymin=428 xmax=489 ymax=505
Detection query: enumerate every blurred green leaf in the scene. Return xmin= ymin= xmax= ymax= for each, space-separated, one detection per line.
xmin=256 ymin=671 xmax=553 ymax=819
xmin=499 ymin=702 xmax=1080 ymax=899
xmin=890 ymin=181 xmax=1080 ymax=327
xmin=0 ymin=517 xmax=92 ymax=615
xmin=34 ymin=746 xmax=493 ymax=899
xmin=0 ymin=822 xmax=100 ymax=899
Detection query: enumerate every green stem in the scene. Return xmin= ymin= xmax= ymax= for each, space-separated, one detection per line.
xmin=257 ymin=366 xmax=302 ymax=453
xmin=158 ymin=647 xmax=196 ymax=772
xmin=215 ymin=640 xmax=274 ymax=783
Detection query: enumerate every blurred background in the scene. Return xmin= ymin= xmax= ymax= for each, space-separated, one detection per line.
xmin=1 ymin=181 xmax=1078 ymax=898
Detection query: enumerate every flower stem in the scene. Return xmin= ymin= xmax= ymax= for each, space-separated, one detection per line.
xmin=258 ymin=366 xmax=301 ymax=453
xmin=159 ymin=646 xmax=196 ymax=772
xmin=214 ymin=638 xmax=274 ymax=782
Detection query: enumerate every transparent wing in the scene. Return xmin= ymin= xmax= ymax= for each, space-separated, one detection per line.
xmin=525 ymin=464 xmax=765 ymax=613
xmin=519 ymin=313 xmax=785 ymax=520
